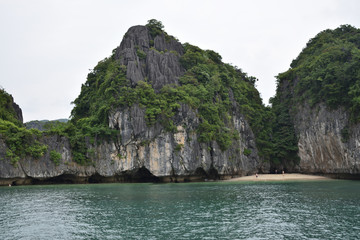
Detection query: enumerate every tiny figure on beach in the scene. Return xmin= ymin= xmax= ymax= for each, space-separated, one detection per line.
xmin=275 ymin=169 xmax=278 ymax=174
xmin=282 ymin=170 xmax=285 ymax=176
xmin=256 ymin=173 xmax=258 ymax=178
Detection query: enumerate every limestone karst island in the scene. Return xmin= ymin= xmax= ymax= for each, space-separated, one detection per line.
xmin=1 ymin=20 xmax=360 ymax=185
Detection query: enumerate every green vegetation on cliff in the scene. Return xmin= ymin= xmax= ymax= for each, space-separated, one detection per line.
xmin=0 ymin=89 xmax=48 ymax=166
xmin=281 ymin=25 xmax=360 ymax=121
xmin=270 ymin=92 xmax=300 ymax=167
xmin=178 ymin=43 xmax=273 ymax=156
xmin=0 ymin=120 xmax=48 ymax=166
xmin=69 ymin=20 xmax=272 ymax=158
xmin=0 ymin=88 xmax=21 ymax=126
xmin=271 ymin=24 xmax=360 ymax=168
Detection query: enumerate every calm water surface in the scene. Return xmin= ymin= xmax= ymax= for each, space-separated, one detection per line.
xmin=0 ymin=180 xmax=359 ymax=239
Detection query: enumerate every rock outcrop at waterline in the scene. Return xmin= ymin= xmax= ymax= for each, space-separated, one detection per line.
xmin=1 ymin=104 xmax=260 ymax=185
xmin=0 ymin=22 xmax=265 ymax=185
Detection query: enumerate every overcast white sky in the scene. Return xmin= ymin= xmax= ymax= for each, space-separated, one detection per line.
xmin=1 ymin=0 xmax=359 ymax=122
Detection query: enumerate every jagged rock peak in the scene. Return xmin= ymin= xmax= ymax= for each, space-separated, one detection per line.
xmin=114 ymin=21 xmax=185 ymax=91
xmin=118 ymin=25 xmax=151 ymax=54
xmin=116 ymin=24 xmax=184 ymax=56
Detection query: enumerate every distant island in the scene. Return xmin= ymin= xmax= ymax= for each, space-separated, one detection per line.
xmin=25 ymin=119 xmax=68 ymax=131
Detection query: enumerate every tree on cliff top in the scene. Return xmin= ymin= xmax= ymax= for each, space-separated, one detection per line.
xmin=146 ymin=19 xmax=165 ymax=38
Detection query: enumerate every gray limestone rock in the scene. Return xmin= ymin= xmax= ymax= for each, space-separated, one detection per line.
xmin=115 ymin=25 xmax=184 ymax=90
xmin=294 ymin=103 xmax=360 ymax=174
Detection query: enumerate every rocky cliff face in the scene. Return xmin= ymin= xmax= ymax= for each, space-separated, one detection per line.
xmin=271 ymin=25 xmax=360 ymax=178
xmin=0 ymin=103 xmax=261 ymax=186
xmin=0 ymin=135 xmax=92 ymax=185
xmin=106 ymin=103 xmax=261 ymax=179
xmin=273 ymin=77 xmax=360 ymax=177
xmin=294 ymin=103 xmax=360 ymax=175
xmin=0 ymin=24 xmax=265 ymax=185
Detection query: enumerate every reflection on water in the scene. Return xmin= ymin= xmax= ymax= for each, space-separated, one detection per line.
xmin=1 ymin=180 xmax=359 ymax=239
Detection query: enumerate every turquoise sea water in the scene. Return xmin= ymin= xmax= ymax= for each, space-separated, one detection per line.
xmin=0 ymin=180 xmax=359 ymax=239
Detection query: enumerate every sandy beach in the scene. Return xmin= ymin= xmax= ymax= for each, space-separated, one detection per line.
xmin=225 ymin=173 xmax=331 ymax=182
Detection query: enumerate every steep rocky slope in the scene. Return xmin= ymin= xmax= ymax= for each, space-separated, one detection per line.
xmin=272 ymin=25 xmax=360 ymax=177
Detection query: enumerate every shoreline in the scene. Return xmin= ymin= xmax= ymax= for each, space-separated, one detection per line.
xmin=224 ymin=173 xmax=332 ymax=182
xmin=1 ymin=173 xmax=351 ymax=186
